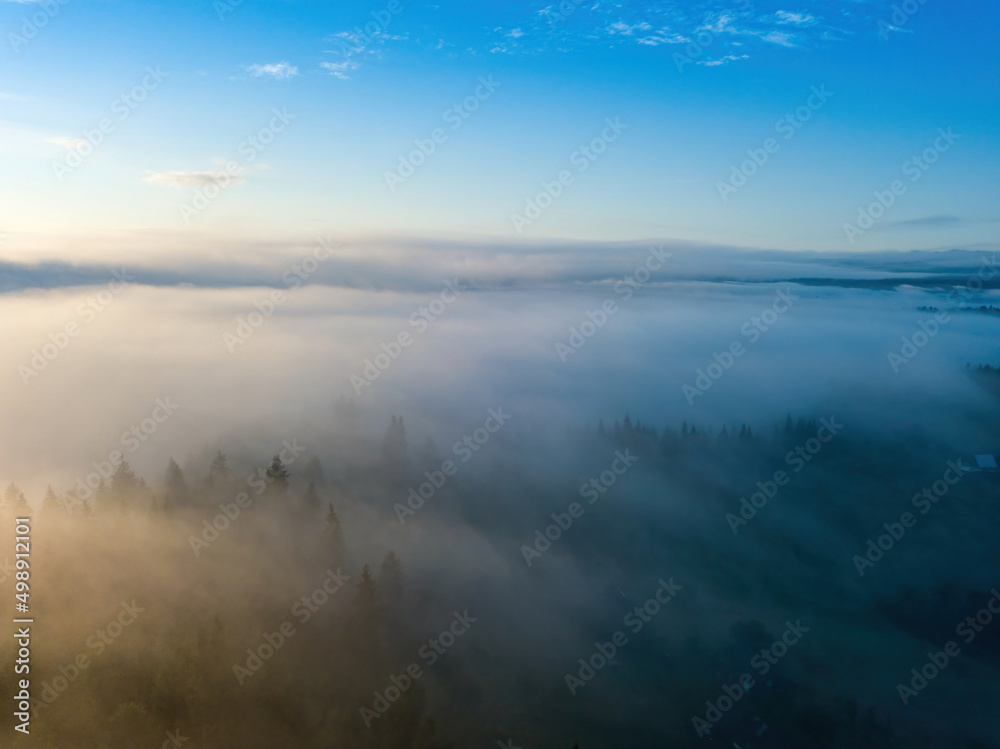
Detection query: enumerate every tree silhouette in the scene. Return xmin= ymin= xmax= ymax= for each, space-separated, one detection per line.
xmin=163 ymin=459 xmax=188 ymax=514
xmin=265 ymin=455 xmax=290 ymax=496
xmin=355 ymin=563 xmax=376 ymax=607
xmin=5 ymin=483 xmax=29 ymax=515
xmin=379 ymin=551 xmax=403 ymax=606
xmin=205 ymin=450 xmax=231 ymax=489
xmin=382 ymin=415 xmax=408 ymax=463
xmin=110 ymin=461 xmax=142 ymax=513
xmin=42 ymin=485 xmax=62 ymax=515
xmin=325 ymin=501 xmax=342 ymax=541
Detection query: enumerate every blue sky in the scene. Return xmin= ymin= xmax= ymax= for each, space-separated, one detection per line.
xmin=1 ymin=0 xmax=997 ymax=259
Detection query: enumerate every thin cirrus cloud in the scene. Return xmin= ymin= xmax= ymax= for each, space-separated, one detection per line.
xmin=320 ymin=28 xmax=407 ymax=78
xmin=142 ymin=169 xmax=246 ymax=189
xmin=758 ymin=29 xmax=797 ymax=46
xmin=483 ymin=2 xmax=849 ymax=59
xmin=319 ymin=60 xmax=362 ymax=79
xmin=636 ymin=29 xmax=690 ymax=46
xmin=698 ymin=53 xmax=750 ymax=67
xmin=246 ymin=61 xmax=299 ymax=79
xmin=774 ymin=10 xmax=819 ymax=27
xmin=607 ymin=21 xmax=653 ymax=36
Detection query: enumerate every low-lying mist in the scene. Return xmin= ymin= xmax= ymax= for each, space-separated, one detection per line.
xmin=1 ymin=245 xmax=999 ymax=747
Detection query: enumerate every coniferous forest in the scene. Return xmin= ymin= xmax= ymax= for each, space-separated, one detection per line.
xmin=3 ymin=383 xmax=999 ymax=747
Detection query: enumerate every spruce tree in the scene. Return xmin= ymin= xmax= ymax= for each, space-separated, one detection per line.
xmin=325 ymin=502 xmax=342 ymax=541
xmin=205 ymin=451 xmax=231 ymax=489
xmin=110 ymin=462 xmax=141 ymax=513
xmin=42 ymin=486 xmax=62 ymax=515
xmin=355 ymin=563 xmax=376 ymax=606
xmin=382 ymin=416 xmax=408 ymax=463
xmin=5 ymin=483 xmax=29 ymax=516
xmin=265 ymin=455 xmax=290 ymax=495
xmin=164 ymin=459 xmax=188 ymax=514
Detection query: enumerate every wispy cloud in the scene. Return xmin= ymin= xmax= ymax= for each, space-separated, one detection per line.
xmin=321 ymin=27 xmax=407 ymax=76
xmin=636 ymin=28 xmax=689 ymax=46
xmin=143 ymin=169 xmax=245 ymax=189
xmin=878 ymin=24 xmax=914 ymax=36
xmin=481 ymin=2 xmax=862 ymax=60
xmin=698 ymin=53 xmax=750 ymax=67
xmin=760 ymin=29 xmax=797 ymax=46
xmin=319 ymin=60 xmax=362 ymax=79
xmin=607 ymin=20 xmax=652 ymax=36
xmin=775 ymin=10 xmax=818 ymax=27
xmin=246 ymin=62 xmax=299 ymax=79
